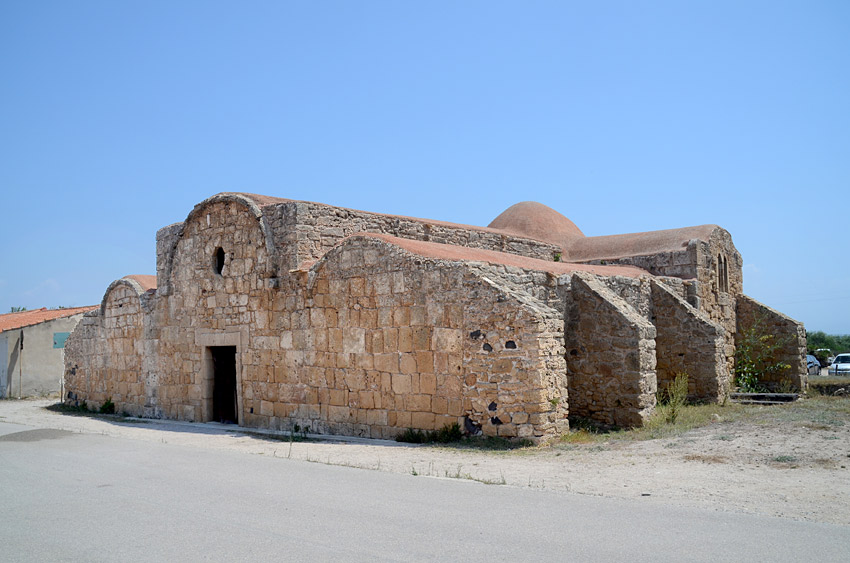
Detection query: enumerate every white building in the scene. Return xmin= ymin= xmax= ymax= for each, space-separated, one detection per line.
xmin=0 ymin=306 xmax=96 ymax=398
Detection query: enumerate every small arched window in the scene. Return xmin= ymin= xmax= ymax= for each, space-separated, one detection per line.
xmin=716 ymin=254 xmax=729 ymax=293
xmin=717 ymin=254 xmax=723 ymax=291
xmin=214 ymin=247 xmax=225 ymax=275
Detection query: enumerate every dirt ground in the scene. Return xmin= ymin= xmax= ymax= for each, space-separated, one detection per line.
xmin=2 ymin=397 xmax=849 ymax=526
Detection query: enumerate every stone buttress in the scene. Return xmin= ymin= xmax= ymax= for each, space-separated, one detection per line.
xmin=64 ymin=193 xmax=807 ymax=440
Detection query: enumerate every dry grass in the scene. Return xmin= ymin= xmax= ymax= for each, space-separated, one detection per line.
xmin=683 ymin=453 xmax=729 ymax=464
xmin=559 ymin=428 xmax=604 ymax=445
xmin=556 ymin=395 xmax=850 ymax=450
xmin=809 ymin=376 xmax=850 ymax=387
xmin=753 ymin=395 xmax=850 ymax=427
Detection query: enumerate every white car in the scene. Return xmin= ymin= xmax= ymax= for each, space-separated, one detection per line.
xmin=828 ymin=354 xmax=850 ymax=376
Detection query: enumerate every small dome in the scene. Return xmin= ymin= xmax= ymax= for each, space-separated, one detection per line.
xmin=488 ymin=202 xmax=584 ymax=247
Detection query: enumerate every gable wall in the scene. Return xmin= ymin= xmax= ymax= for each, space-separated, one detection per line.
xmin=155 ymin=199 xmax=274 ymax=421
xmin=736 ymin=295 xmax=807 ymax=391
xmin=650 ymin=280 xmax=728 ymax=401
xmin=262 ymin=201 xmax=562 ymax=270
xmin=65 ymin=285 xmax=155 ymax=415
xmin=71 ymin=200 xmax=570 ymax=440
xmin=564 ymin=273 xmax=657 ymax=427
xmin=697 ymin=229 xmax=743 ymax=374
xmin=241 ymin=236 xmax=567 ymax=440
xmin=66 ymin=194 xmax=792 ymax=440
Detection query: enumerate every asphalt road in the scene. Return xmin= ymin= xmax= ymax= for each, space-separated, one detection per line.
xmin=1 ymin=420 xmax=848 ymax=562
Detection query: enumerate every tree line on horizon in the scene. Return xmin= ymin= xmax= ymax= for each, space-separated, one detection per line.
xmin=807 ymin=331 xmax=850 ymax=357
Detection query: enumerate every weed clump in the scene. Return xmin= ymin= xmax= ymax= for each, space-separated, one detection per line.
xmin=735 ymin=321 xmax=791 ymax=392
xmin=657 ymin=373 xmax=689 ymax=423
xmin=99 ymin=398 xmax=116 ymax=415
xmin=396 ymin=423 xmax=463 ymax=444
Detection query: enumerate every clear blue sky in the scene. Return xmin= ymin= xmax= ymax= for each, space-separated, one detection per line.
xmin=1 ymin=1 xmax=848 ymax=334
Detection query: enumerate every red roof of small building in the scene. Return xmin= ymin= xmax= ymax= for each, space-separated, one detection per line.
xmin=0 ymin=306 xmax=98 ymax=333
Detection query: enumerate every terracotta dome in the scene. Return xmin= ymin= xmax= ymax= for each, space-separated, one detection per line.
xmin=487 ymin=201 xmax=584 ymax=248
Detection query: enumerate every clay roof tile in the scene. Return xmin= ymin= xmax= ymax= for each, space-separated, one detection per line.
xmin=123 ymin=275 xmax=157 ymax=292
xmin=353 ymin=233 xmax=648 ymax=278
xmin=0 ymin=306 xmax=99 ymax=333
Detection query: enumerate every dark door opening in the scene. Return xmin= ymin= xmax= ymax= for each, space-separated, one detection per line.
xmin=211 ymin=346 xmax=238 ymax=424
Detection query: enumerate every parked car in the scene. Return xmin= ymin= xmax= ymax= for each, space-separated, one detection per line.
xmin=828 ymin=354 xmax=850 ymax=376
xmin=806 ymin=355 xmax=822 ymax=375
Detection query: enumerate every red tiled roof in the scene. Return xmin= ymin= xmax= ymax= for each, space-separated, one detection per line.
xmin=566 ymin=224 xmax=720 ymax=261
xmin=232 ymin=193 xmax=562 ymax=245
xmin=123 ymin=275 xmax=157 ymax=292
xmin=353 ymin=233 xmax=649 ymax=278
xmin=488 ymin=201 xmax=585 ymax=245
xmin=230 ymin=193 xmax=721 ymax=260
xmin=0 ymin=306 xmax=98 ymax=333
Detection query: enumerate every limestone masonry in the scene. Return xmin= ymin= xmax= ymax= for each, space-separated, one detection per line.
xmin=64 ymin=194 xmax=807 ymax=441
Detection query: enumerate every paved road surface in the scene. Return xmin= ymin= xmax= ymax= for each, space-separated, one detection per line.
xmin=1 ymin=420 xmax=848 ymax=562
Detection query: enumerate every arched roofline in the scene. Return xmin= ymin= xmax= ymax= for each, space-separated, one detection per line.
xmin=100 ymin=276 xmax=156 ymax=317
xmin=185 ymin=192 xmax=266 ymax=223
xmin=566 ymin=224 xmax=728 ymax=262
xmin=303 ymin=234 xmax=565 ymax=322
xmin=488 ymin=201 xmax=585 ymax=249
xmin=303 ymin=233 xmax=648 ymax=294
xmin=160 ymin=193 xmax=281 ymax=293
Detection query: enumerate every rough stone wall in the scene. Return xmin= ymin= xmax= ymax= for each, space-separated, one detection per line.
xmin=156 ymin=199 xmax=273 ymax=421
xmin=265 ymin=201 xmax=562 ymax=270
xmin=577 ymin=227 xmax=742 ymax=377
xmin=64 ymin=284 xmax=153 ymax=416
xmin=564 ymin=273 xmax=657 ymax=427
xmin=696 ymin=228 xmax=742 ymax=373
xmin=467 ymin=263 xmax=559 ymax=305
xmin=245 ymin=236 xmax=568 ymax=440
xmin=650 ymin=280 xmax=728 ymax=402
xmin=155 ymin=196 xmax=564 ymax=297
xmin=72 ymin=197 xmax=570 ymax=440
xmin=63 ymin=312 xmax=97 ymax=403
xmin=155 ymin=222 xmax=183 ymax=295
xmin=460 ymin=269 xmax=568 ymax=439
xmin=579 ymin=247 xmax=697 ymax=282
xmin=736 ymin=295 xmax=807 ymax=391
xmin=653 ymin=276 xmax=701 ymax=308
xmin=599 ymin=276 xmax=653 ymax=319
xmin=67 ymin=193 xmax=776 ymax=441
xmin=259 ymin=201 xmax=299 ymax=272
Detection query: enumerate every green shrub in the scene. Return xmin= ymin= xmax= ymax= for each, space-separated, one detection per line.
xmin=657 ymin=372 xmax=689 ymax=423
xmin=396 ymin=423 xmax=463 ymax=444
xmin=397 ymin=428 xmax=428 ymax=443
xmin=99 ymin=398 xmax=116 ymax=415
xmin=735 ymin=322 xmax=791 ymax=392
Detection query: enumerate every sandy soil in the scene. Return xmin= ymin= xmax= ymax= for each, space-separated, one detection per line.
xmin=2 ymin=399 xmax=848 ymax=526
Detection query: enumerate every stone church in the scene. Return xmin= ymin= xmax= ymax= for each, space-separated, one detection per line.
xmin=64 ymin=193 xmax=806 ymax=441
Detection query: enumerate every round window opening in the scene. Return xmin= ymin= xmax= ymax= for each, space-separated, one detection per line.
xmin=214 ymin=247 xmax=225 ymax=275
